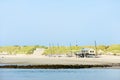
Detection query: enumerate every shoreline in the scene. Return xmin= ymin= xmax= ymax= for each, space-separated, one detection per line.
xmin=0 ymin=64 xmax=120 ymax=69
xmin=0 ymin=64 xmax=113 ymax=69
xmin=0 ymin=55 xmax=120 ymax=69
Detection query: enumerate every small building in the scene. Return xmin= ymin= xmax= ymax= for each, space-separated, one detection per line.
xmin=75 ymin=48 xmax=95 ymax=58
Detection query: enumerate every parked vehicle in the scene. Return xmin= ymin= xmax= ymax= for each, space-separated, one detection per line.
xmin=75 ymin=48 xmax=95 ymax=58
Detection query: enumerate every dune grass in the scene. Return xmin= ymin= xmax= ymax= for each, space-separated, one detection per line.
xmin=0 ymin=44 xmax=120 ymax=55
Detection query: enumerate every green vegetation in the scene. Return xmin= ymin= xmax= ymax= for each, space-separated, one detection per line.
xmin=107 ymin=44 xmax=120 ymax=55
xmin=0 ymin=44 xmax=120 ymax=55
xmin=44 ymin=46 xmax=81 ymax=55
xmin=0 ymin=45 xmax=47 ymax=54
xmin=43 ymin=44 xmax=120 ymax=55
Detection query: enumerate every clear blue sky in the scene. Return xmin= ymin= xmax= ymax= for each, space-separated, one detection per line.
xmin=0 ymin=0 xmax=120 ymax=46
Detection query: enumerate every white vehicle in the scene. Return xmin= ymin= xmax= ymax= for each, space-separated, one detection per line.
xmin=76 ymin=48 xmax=95 ymax=58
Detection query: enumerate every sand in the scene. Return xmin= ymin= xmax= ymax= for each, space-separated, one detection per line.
xmin=0 ymin=55 xmax=120 ymax=66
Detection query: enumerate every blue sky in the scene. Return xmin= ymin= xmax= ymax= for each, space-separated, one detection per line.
xmin=0 ymin=0 xmax=120 ymax=46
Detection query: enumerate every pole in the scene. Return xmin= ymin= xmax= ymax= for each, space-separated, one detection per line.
xmin=70 ymin=43 xmax=72 ymax=57
xmin=95 ymin=41 xmax=98 ymax=57
xmin=57 ymin=43 xmax=59 ymax=55
xmin=49 ymin=43 xmax=52 ymax=57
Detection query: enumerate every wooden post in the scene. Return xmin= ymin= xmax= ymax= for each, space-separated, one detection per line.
xmin=76 ymin=41 xmax=78 ymax=58
xmin=57 ymin=43 xmax=59 ymax=55
xmin=70 ymin=43 xmax=72 ymax=57
xmin=49 ymin=43 xmax=52 ymax=57
xmin=95 ymin=41 xmax=98 ymax=57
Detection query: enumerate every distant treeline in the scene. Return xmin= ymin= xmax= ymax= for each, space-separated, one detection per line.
xmin=0 ymin=44 xmax=120 ymax=55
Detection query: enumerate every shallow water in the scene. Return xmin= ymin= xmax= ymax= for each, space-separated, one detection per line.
xmin=0 ymin=69 xmax=120 ymax=80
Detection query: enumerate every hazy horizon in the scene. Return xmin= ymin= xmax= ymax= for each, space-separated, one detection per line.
xmin=0 ymin=0 xmax=120 ymax=46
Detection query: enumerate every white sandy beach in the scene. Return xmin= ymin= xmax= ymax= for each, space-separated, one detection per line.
xmin=0 ymin=55 xmax=120 ymax=66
